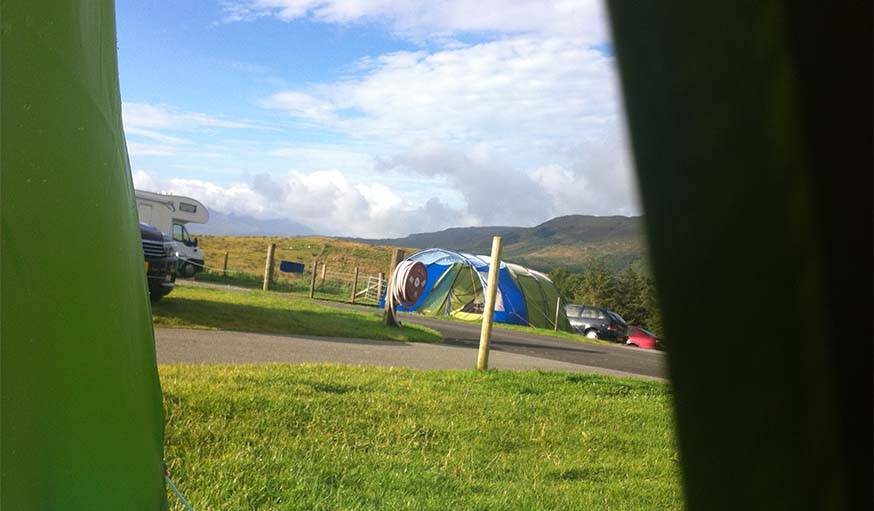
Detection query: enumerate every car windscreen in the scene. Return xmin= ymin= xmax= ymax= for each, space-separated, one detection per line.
xmin=607 ymin=311 xmax=626 ymax=324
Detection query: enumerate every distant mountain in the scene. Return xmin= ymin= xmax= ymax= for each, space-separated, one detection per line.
xmin=348 ymin=215 xmax=647 ymax=273
xmin=187 ymin=211 xmax=313 ymax=237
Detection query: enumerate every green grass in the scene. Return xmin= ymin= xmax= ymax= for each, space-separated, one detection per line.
xmin=195 ymin=271 xmax=363 ymax=304
xmin=152 ymin=286 xmax=441 ymax=343
xmin=161 ymin=364 xmax=681 ymax=510
xmin=197 ymin=235 xmax=414 ymax=278
xmin=191 ymin=235 xmax=418 ymax=306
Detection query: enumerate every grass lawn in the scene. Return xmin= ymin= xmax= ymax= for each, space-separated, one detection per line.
xmin=161 ymin=365 xmax=681 ymax=510
xmin=190 ymin=235 xmax=419 ymax=307
xmin=194 ymin=271 xmax=359 ymax=304
xmin=152 ymin=286 xmax=441 ymax=343
xmin=196 ymin=235 xmax=415 ymax=279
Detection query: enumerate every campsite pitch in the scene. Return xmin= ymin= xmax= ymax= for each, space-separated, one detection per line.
xmin=161 ymin=365 xmax=681 ymax=510
xmin=151 ymin=286 xmax=441 ymax=343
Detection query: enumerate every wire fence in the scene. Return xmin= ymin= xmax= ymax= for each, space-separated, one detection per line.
xmin=187 ymin=256 xmax=386 ymax=306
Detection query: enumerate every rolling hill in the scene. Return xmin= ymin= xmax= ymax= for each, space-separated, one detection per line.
xmin=350 ymin=215 xmax=648 ymax=273
xmin=191 ymin=215 xmax=647 ymax=277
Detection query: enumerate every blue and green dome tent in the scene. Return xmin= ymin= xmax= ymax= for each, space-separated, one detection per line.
xmin=383 ymin=249 xmax=571 ymax=330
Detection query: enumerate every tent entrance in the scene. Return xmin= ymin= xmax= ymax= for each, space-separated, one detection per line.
xmin=418 ymin=263 xmax=487 ymax=319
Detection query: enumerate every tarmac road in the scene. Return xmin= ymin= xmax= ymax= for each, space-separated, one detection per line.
xmin=313 ymin=300 xmax=668 ymax=380
xmin=404 ymin=315 xmax=667 ymax=379
xmin=154 ymin=328 xmax=665 ymax=380
xmin=155 ymin=315 xmax=667 ymax=382
xmin=161 ymin=282 xmax=668 ymax=381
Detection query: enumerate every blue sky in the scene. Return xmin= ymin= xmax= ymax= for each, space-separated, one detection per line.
xmin=118 ymin=0 xmax=638 ymax=237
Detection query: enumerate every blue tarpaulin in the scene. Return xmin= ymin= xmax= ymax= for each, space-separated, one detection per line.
xmin=279 ymin=260 xmax=305 ymax=273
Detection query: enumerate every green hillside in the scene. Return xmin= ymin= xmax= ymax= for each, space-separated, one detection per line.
xmin=194 ymin=216 xmax=648 ymax=279
xmin=352 ymin=215 xmax=647 ymax=273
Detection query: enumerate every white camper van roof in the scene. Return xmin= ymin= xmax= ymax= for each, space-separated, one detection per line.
xmin=135 ymin=189 xmax=209 ymax=224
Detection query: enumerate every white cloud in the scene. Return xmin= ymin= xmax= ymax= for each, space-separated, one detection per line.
xmin=132 ymin=169 xmax=159 ymax=190
xmin=264 ymin=36 xmax=623 ymax=156
xmin=380 ymin=135 xmax=640 ymax=224
xmin=127 ymin=142 xmax=178 ymax=157
xmin=132 ymin=169 xmax=465 ymax=237
xmin=378 ymin=143 xmax=549 ymax=225
xmin=124 ymin=127 xmax=191 ymax=145
xmin=222 ymin=0 xmax=608 ymax=43
xmin=260 ymin=33 xmax=639 ymax=223
xmin=122 ymin=102 xmax=274 ymax=159
xmin=122 ymin=102 xmax=260 ymax=131
xmin=266 ymin=145 xmax=377 ymax=180
xmin=261 ymin=92 xmax=337 ymax=122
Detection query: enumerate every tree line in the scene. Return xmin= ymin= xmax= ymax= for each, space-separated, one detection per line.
xmin=549 ymin=260 xmax=664 ymax=338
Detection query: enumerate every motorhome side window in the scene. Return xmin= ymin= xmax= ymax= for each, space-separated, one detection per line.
xmin=179 ymin=202 xmax=197 ymax=213
xmin=172 ymin=223 xmax=189 ymax=243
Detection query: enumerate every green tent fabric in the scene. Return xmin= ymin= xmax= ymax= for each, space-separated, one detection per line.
xmin=418 ymin=263 xmax=481 ymax=317
xmin=397 ymin=249 xmax=571 ymax=331
xmin=507 ymin=263 xmax=572 ymax=331
xmin=1 ymin=2 xmax=167 ymax=509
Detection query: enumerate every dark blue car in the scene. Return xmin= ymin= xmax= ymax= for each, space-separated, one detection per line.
xmin=564 ymin=304 xmax=629 ymax=341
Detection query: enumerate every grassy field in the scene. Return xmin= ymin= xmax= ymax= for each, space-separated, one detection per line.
xmin=190 ymin=235 xmax=417 ymax=305
xmin=197 ymin=235 xmax=415 ymax=278
xmin=194 ymin=270 xmax=358 ymax=303
xmin=161 ymin=365 xmax=681 ymax=510
xmin=152 ymin=286 xmax=441 ymax=343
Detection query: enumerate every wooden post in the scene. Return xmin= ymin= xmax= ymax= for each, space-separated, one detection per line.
xmin=554 ymin=296 xmax=562 ymax=331
xmin=319 ymin=262 xmax=327 ymax=286
xmin=476 ymin=236 xmax=503 ymax=370
xmin=308 ymin=258 xmax=317 ymax=298
xmin=383 ymin=248 xmax=405 ymax=327
xmin=263 ymin=243 xmax=276 ymax=291
xmin=350 ymin=267 xmax=359 ymax=304
xmin=222 ymin=251 xmax=229 ymax=277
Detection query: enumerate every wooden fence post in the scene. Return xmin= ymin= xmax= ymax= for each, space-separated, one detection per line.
xmin=320 ymin=262 xmax=327 ymax=286
xmin=554 ymin=296 xmax=562 ymax=331
xmin=350 ymin=267 xmax=359 ymax=304
xmin=222 ymin=251 xmax=229 ymax=277
xmin=477 ymin=236 xmax=503 ymax=370
xmin=309 ymin=258 xmax=317 ymax=299
xmin=263 ymin=243 xmax=276 ymax=291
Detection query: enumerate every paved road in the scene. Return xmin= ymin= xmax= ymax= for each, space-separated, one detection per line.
xmin=405 ymin=315 xmax=666 ymax=379
xmin=167 ymin=281 xmax=667 ymax=380
xmin=155 ymin=328 xmax=663 ymax=380
xmin=307 ymin=299 xmax=667 ymax=379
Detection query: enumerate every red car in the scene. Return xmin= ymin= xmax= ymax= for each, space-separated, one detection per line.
xmin=626 ymin=326 xmax=660 ymax=349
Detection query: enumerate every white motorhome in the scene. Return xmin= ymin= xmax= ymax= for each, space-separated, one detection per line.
xmin=135 ymin=190 xmax=209 ymax=277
